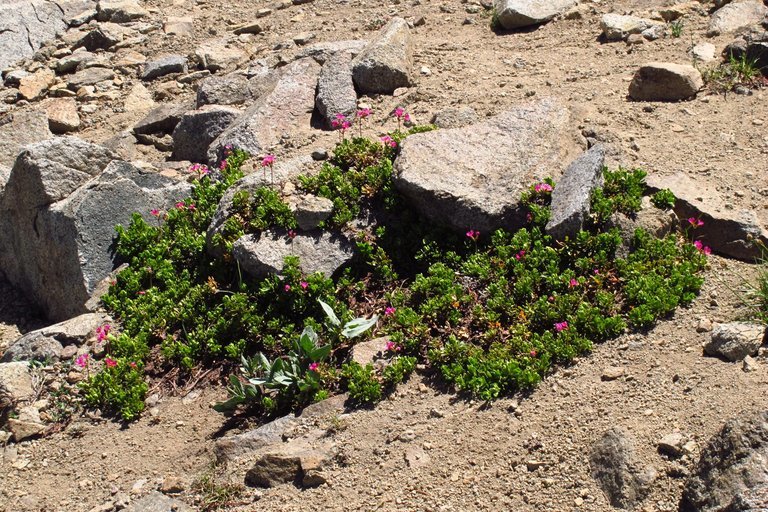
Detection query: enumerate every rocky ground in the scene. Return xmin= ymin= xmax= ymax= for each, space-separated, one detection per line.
xmin=1 ymin=0 xmax=768 ymax=510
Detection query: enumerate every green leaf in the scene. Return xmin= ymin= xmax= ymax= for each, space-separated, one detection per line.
xmin=318 ymin=299 xmax=341 ymax=326
xmin=342 ymin=315 xmax=379 ymax=339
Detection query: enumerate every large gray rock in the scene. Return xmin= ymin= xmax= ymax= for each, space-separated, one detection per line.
xmin=647 ymin=172 xmax=768 ymax=261
xmin=704 ymin=322 xmax=765 ymax=362
xmin=394 ymin=98 xmax=577 ymax=234
xmin=708 ymin=0 xmax=768 ymax=37
xmin=351 ymin=17 xmax=413 ymax=94
xmin=590 ymin=427 xmax=656 ymax=509
xmin=0 ymin=0 xmax=82 ymax=71
xmin=196 ymin=74 xmax=253 ymax=107
xmin=493 ymin=0 xmax=577 ymax=29
xmin=431 ymin=107 xmax=478 ymax=129
xmin=2 ymin=313 xmax=110 ymax=363
xmin=233 ymin=231 xmax=354 ymax=278
xmin=207 ymin=58 xmax=321 ymax=164
xmin=0 ymin=111 xmax=52 ymax=170
xmin=628 ymin=63 xmax=703 ymax=102
xmin=315 ymin=52 xmax=357 ymax=127
xmin=545 ymin=145 xmax=605 ymax=241
xmin=681 ymin=410 xmax=768 ymax=512
xmin=133 ymin=103 xmax=189 ymax=136
xmin=171 ymin=106 xmax=240 ymax=163
xmin=600 ymin=14 xmax=664 ymax=41
xmin=0 ymin=138 xmax=191 ymax=320
xmin=124 ymin=492 xmax=194 ymax=512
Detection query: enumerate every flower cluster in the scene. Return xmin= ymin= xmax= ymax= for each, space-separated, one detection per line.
xmin=381 ymin=135 xmax=397 ymax=148
xmin=534 ymin=183 xmax=553 ymax=193
xmin=331 ymin=113 xmax=352 ymax=131
xmin=693 ymin=240 xmax=712 ymax=255
xmin=189 ymin=163 xmax=210 ymax=178
xmin=96 ymin=324 xmax=111 ymax=344
xmin=688 ymin=217 xmax=704 ymax=228
xmin=466 ymin=229 xmax=480 ymax=241
xmin=554 ymin=321 xmax=569 ymax=332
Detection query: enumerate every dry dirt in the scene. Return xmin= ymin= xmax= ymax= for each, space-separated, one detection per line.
xmin=1 ymin=0 xmax=768 ymax=510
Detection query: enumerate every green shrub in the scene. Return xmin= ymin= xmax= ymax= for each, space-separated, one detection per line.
xmin=342 ymin=362 xmax=382 ymax=405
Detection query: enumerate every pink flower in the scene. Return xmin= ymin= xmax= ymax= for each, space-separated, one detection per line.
xmin=515 ymin=250 xmax=526 ymax=261
xmin=261 ymin=154 xmax=275 ymax=167
xmin=385 ymin=341 xmax=401 ymax=352
xmin=75 ymin=354 xmax=89 ymax=369
xmin=187 ymin=203 xmax=196 ymax=212
xmin=219 ymin=160 xmax=227 ymax=170
xmin=534 ymin=183 xmax=553 ymax=193
xmin=129 ymin=362 xmax=137 ymax=369
xmin=403 ymin=113 xmax=411 ymax=123
xmin=356 ymin=108 xmax=371 ymax=119
xmin=569 ymin=278 xmax=578 ymax=288
xmin=96 ymin=324 xmax=111 ymax=343
xmin=309 ymin=362 xmax=319 ymax=371
xmin=688 ymin=217 xmax=704 ymax=228
xmin=341 ymin=120 xmax=352 ymax=130
xmin=284 ymin=284 xmax=291 ymax=292
xmin=466 ymin=229 xmax=480 ymax=241
xmin=287 ymin=230 xmax=297 ymax=239
xmin=137 ymin=290 xmax=146 ymax=295
xmin=175 ymin=201 xmax=186 ymax=209
xmin=300 ymin=281 xmax=308 ymax=290
xmin=554 ymin=321 xmax=569 ymax=332
xmin=105 ymin=357 xmax=117 ymax=368
xmin=385 ymin=306 xmax=396 ymax=316
xmin=381 ymin=135 xmax=397 ymax=148
xmin=593 ymin=269 xmax=600 ymax=275
xmin=693 ymin=240 xmax=712 ymax=255
xmin=530 ymin=350 xmax=537 ymax=357
xmin=393 ymin=107 xmax=405 ymax=119
xmin=150 ymin=208 xmax=160 ymax=217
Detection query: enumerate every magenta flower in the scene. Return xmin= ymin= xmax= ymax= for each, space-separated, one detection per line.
xmin=287 ymin=230 xmax=297 ymax=240
xmin=137 ymin=290 xmax=146 ymax=295
xmin=356 ymin=108 xmax=371 ymax=119
xmin=515 ymin=250 xmax=526 ymax=261
xmin=300 ymin=281 xmax=309 ymax=290
xmin=534 ymin=183 xmax=553 ymax=193
xmin=309 ymin=362 xmax=319 ymax=371
xmin=187 ymin=203 xmax=196 ymax=212
xmin=393 ymin=107 xmax=405 ymax=118
xmin=693 ymin=240 xmax=712 ymax=255
xmin=129 ymin=361 xmax=137 ymax=369
xmin=529 ymin=350 xmax=537 ymax=357
xmin=381 ymin=135 xmax=397 ymax=148
xmin=385 ymin=306 xmax=396 ymax=316
xmin=105 ymin=357 xmax=117 ymax=368
xmin=75 ymin=353 xmax=89 ymax=369
xmin=150 ymin=208 xmax=160 ymax=217
xmin=261 ymin=154 xmax=275 ymax=167
xmin=96 ymin=324 xmax=112 ymax=343
xmin=569 ymin=278 xmax=578 ymax=288
xmin=385 ymin=341 xmax=401 ymax=352
xmin=466 ymin=229 xmax=480 ymax=241
xmin=688 ymin=217 xmax=704 ymax=228
xmin=284 ymin=284 xmax=291 ymax=292
xmin=175 ymin=201 xmax=185 ymax=209
xmin=554 ymin=321 xmax=569 ymax=332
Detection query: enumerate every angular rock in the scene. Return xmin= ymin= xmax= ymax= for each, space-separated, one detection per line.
xmin=0 ymin=139 xmax=191 ymax=320
xmin=163 ymin=16 xmax=194 ymax=36
xmin=55 ymin=51 xmax=98 ymax=74
xmin=600 ymin=14 xmax=664 ymax=41
xmin=658 ymin=432 xmax=688 ymax=457
xmin=0 ymin=362 xmax=36 ymax=403
xmin=647 ymin=172 xmax=768 ymax=260
xmin=172 ymin=106 xmax=240 ymax=163
xmin=196 ymin=74 xmax=252 ymax=107
xmin=142 ymin=55 xmax=187 ymax=81
xmin=350 ymin=336 xmax=392 ymax=369
xmin=74 ymin=23 xmax=130 ymax=52
xmin=18 ymin=69 xmax=56 ymax=101
xmin=3 ymin=313 xmax=110 ymax=363
xmin=681 ymin=411 xmax=768 ymax=512
xmin=708 ymin=0 xmax=768 ymax=37
xmin=705 ymin=322 xmax=765 ymax=362
xmin=124 ymin=492 xmax=194 ymax=512
xmin=545 ymin=145 xmax=605 ymax=241
xmin=394 ymin=98 xmax=576 ymax=234
xmin=0 ymin=111 xmax=52 ymax=170
xmin=609 ymin=196 xmax=677 ymax=258
xmin=691 ymin=42 xmax=717 ymax=63
xmin=431 ymin=107 xmax=478 ymax=129
xmin=493 ymin=0 xmax=577 ymax=30
xmin=351 ymin=18 xmax=413 ymax=94
xmin=133 ymin=104 xmax=189 ymax=136
xmin=233 ymin=231 xmax=354 ymax=278
xmin=244 ymin=436 xmax=334 ymax=488
xmin=207 ymin=58 xmax=321 ymax=164
xmin=195 ymin=40 xmax=248 ymax=72
xmin=629 ymin=63 xmax=703 ymax=102
xmin=123 ymin=83 xmax=155 ymax=114
xmin=44 ymin=98 xmax=81 ymax=134
xmin=315 ymin=52 xmax=357 ymax=127
xmin=0 ymin=0 xmax=70 ymax=71
xmin=288 ymin=195 xmax=334 ymax=230
xmin=7 ymin=417 xmax=46 ymax=442
xmin=590 ymin=427 xmax=656 ymax=509
xmin=96 ymin=0 xmax=149 ymax=23
xmin=66 ymin=67 xmax=116 ymax=91
xmin=297 ymin=40 xmax=368 ymax=64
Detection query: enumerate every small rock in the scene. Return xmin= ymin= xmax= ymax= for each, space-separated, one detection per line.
xmin=18 ymin=69 xmax=56 ymax=101
xmin=124 ymin=491 xmax=193 ymax=512
xmin=96 ymin=0 xmax=149 ymax=23
xmin=171 ymin=105 xmax=240 ymax=163
xmin=233 ymin=22 xmax=263 ymax=35
xmin=351 ymin=17 xmax=414 ymax=94
xmin=159 ymin=476 xmax=185 ymax=494
xmin=7 ymin=417 xmax=46 ymax=442
xmin=696 ymin=317 xmax=714 ymax=333
xmin=691 ymin=42 xmax=717 ymax=62
xmin=601 ymin=14 xmax=663 ymax=41
xmin=44 ymin=98 xmax=80 ymax=134
xmin=705 ymin=322 xmax=765 ymax=362
xmin=658 ymin=432 xmax=688 ymax=457
xmin=142 ymin=55 xmax=187 ymax=81
xmin=163 ymin=17 xmax=194 ymax=36
xmin=493 ymin=0 xmax=577 ymax=30
xmin=590 ymin=427 xmax=656 ymax=508
xmin=399 ymin=429 xmax=417 ymax=442
xmin=293 ymin=32 xmax=316 ymax=45
xmin=601 ymin=366 xmax=626 ymax=381
xmin=628 ymin=62 xmax=703 ymax=102
xmin=742 ymin=355 xmax=759 ymax=372
xmin=404 ymin=445 xmax=431 ymax=468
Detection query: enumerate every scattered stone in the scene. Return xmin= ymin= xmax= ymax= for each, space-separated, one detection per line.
xmin=124 ymin=491 xmax=193 ymax=512
xmin=293 ymin=32 xmax=316 ymax=45
xmin=141 ymin=55 xmax=187 ymax=81
xmin=208 ymin=58 xmax=321 ymax=164
xmin=288 ymin=195 xmax=335 ymax=230
xmin=133 ymin=104 xmax=189 ymax=136
xmin=704 ymin=322 xmax=765 ymax=362
xmin=404 ymin=445 xmax=431 ymax=469
xmin=691 ymin=42 xmax=717 ymax=63
xmin=244 ymin=436 xmax=334 ymax=488
xmin=74 ymin=23 xmax=130 ymax=52
xmin=590 ymin=427 xmax=656 ymax=509
xmin=601 ymin=366 xmax=625 ymax=381
xmin=696 ymin=317 xmax=714 ymax=333
xmin=629 ymin=63 xmax=703 ymax=101
xmin=394 ymin=98 xmax=576 ymax=234
xmin=0 ymin=362 xmax=36 ymax=403
xmin=196 ymin=74 xmax=252 ymax=107
xmin=233 ymin=231 xmax=354 ymax=279
xmin=315 ymin=52 xmax=357 ymax=127
xmin=350 ymin=337 xmax=391 ymax=367
xmin=0 ymin=111 xmax=52 ymax=170
xmin=297 ymin=40 xmax=368 ymax=65
xmin=600 ymin=14 xmax=664 ymax=41
xmin=545 ymin=144 xmax=605 ymax=241
xmin=742 ymin=355 xmax=759 ymax=372
xmin=351 ymin=17 xmax=414 ymax=94
xmin=96 ymin=0 xmax=149 ymax=23
xmin=7 ymin=417 xmax=45 ymax=442
xmin=233 ymin=22 xmax=263 ymax=35
xmin=171 ymin=106 xmax=240 ymax=163
xmin=647 ymin=172 xmax=768 ymax=260
xmin=430 ymin=107 xmax=478 ymax=129
xmin=163 ymin=17 xmax=194 ymax=36
xmin=159 ymin=476 xmax=185 ymax=494
xmin=44 ymin=98 xmax=81 ymax=134
xmin=658 ymin=433 xmax=688 ymax=457
xmin=2 ymin=313 xmax=110 ymax=363
xmin=681 ymin=410 xmax=768 ymax=512
xmin=659 ymin=2 xmax=699 ymax=22
xmin=66 ymin=67 xmax=116 ymax=91
xmin=708 ymin=0 xmax=768 ymax=37
xmin=0 ymin=139 xmax=191 ymax=320
xmin=18 ymin=69 xmax=56 ymax=101
xmin=195 ymin=40 xmax=248 ymax=73
xmin=492 ymin=0 xmax=577 ymax=30
xmin=123 ymin=83 xmax=155 ymax=115
xmin=56 ymin=51 xmax=97 ymax=74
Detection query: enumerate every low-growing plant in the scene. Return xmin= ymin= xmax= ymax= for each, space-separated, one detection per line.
xmin=670 ymin=19 xmax=683 ymax=38
xmin=651 ymin=188 xmax=676 ymax=210
xmin=701 ymin=54 xmax=764 ymax=93
xmin=342 ymin=362 xmax=382 ymax=405
xmin=80 ymin=358 xmax=148 ymax=421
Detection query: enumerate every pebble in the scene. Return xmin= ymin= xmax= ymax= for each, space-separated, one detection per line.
xmin=601 ymin=366 xmax=625 ymax=381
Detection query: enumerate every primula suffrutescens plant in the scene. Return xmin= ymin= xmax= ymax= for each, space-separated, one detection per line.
xmin=90 ymin=108 xmax=708 ymax=421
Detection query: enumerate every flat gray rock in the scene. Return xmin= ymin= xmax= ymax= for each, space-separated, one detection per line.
xmin=296 ymin=39 xmax=368 ymax=64
xmin=315 ymin=51 xmax=357 ymax=127
xmin=708 ymin=0 xmax=768 ymax=36
xmin=141 ymin=55 xmax=187 ymax=81
xmin=0 ymin=111 xmax=53 ymax=170
xmin=351 ymin=17 xmax=413 ymax=94
xmin=133 ymin=103 xmax=190 ymax=136
xmin=172 ymin=105 xmax=240 ymax=163
xmin=545 ymin=144 xmax=605 ymax=240
xmin=628 ymin=62 xmax=703 ymax=101
xmin=493 ymin=0 xmax=577 ymax=30
xmin=394 ymin=98 xmax=577 ymax=234
xmin=705 ymin=322 xmax=765 ymax=362
xmin=590 ymin=427 xmax=656 ymax=509
xmin=0 ymin=0 xmax=75 ymax=71
xmin=600 ymin=13 xmax=664 ymax=41
xmin=196 ymin=74 xmax=252 ymax=107
xmin=124 ymin=492 xmax=194 ymax=512
xmin=96 ymin=0 xmax=148 ymax=23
